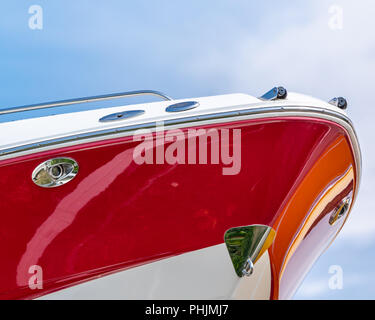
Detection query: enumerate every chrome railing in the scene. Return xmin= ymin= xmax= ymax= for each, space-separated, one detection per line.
xmin=0 ymin=90 xmax=173 ymax=115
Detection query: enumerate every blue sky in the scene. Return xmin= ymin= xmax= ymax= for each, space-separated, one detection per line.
xmin=1 ymin=1 xmax=375 ymax=299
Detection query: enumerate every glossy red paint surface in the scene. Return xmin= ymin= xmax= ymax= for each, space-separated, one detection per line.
xmin=0 ymin=117 xmax=357 ymax=299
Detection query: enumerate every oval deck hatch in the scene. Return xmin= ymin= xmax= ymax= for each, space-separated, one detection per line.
xmin=166 ymin=101 xmax=199 ymax=113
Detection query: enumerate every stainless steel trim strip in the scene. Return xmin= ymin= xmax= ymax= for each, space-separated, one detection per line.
xmin=0 ymin=90 xmax=172 ymax=115
xmin=0 ymin=106 xmax=357 ymax=158
xmin=0 ymin=104 xmax=362 ymax=200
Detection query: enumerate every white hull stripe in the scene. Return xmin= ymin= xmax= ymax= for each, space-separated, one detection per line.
xmin=38 ymin=244 xmax=271 ymax=300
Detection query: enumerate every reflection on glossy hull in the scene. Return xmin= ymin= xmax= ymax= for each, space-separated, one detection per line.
xmin=0 ymin=91 xmax=360 ymax=299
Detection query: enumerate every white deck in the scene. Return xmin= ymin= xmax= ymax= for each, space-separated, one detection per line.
xmin=0 ymin=92 xmax=345 ymax=152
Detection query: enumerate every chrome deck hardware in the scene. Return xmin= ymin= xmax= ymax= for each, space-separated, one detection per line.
xmin=224 ymin=225 xmax=276 ymax=277
xmin=259 ymin=86 xmax=288 ymax=101
xmin=165 ymin=101 xmax=199 ymax=113
xmin=32 ymin=158 xmax=79 ymax=188
xmin=99 ymin=110 xmax=145 ymax=122
xmin=329 ymin=197 xmax=351 ymax=225
xmin=242 ymin=258 xmax=254 ymax=277
xmin=0 ymin=90 xmax=172 ymax=116
xmin=329 ymin=97 xmax=348 ymax=110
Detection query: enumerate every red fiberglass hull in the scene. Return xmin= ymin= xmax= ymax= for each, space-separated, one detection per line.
xmin=0 ymin=116 xmax=358 ymax=299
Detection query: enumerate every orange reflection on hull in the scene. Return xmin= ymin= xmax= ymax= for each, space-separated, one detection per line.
xmin=269 ymin=135 xmax=357 ymax=299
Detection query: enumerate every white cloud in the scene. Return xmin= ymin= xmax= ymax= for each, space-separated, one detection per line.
xmin=186 ymin=0 xmax=375 ymax=244
xmin=295 ymin=279 xmax=330 ymax=299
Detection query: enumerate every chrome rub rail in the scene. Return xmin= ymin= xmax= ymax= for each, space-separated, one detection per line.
xmin=0 ymin=105 xmax=358 ymax=159
xmin=0 ymin=104 xmax=362 ymax=201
